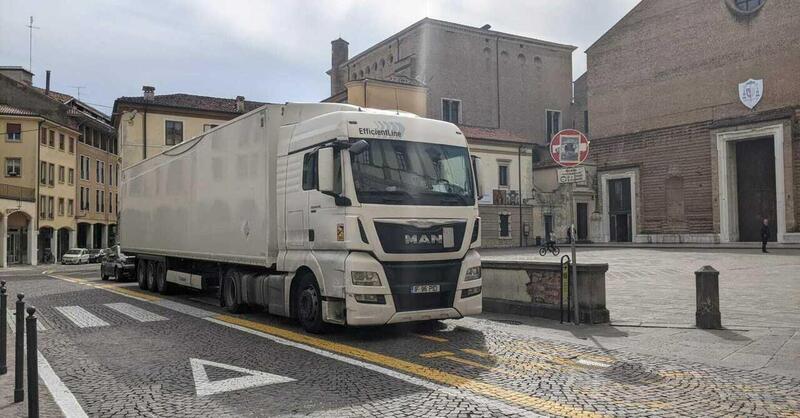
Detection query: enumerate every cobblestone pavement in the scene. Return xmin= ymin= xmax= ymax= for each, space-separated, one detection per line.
xmin=481 ymin=247 xmax=800 ymax=328
xmin=1 ymin=265 xmax=799 ymax=417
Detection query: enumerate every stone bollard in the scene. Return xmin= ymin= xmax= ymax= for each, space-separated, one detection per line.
xmin=26 ymin=307 xmax=39 ymax=418
xmin=14 ymin=294 xmax=24 ymax=403
xmin=695 ymin=266 xmax=721 ymax=329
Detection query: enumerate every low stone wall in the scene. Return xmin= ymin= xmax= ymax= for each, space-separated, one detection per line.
xmin=481 ymin=259 xmax=610 ymax=324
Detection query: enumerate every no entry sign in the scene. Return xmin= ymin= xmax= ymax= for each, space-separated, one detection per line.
xmin=550 ymin=129 xmax=589 ymax=167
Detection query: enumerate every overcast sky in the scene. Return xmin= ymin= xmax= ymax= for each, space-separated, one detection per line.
xmin=0 ymin=0 xmax=639 ymax=114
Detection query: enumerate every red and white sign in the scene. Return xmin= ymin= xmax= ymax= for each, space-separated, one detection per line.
xmin=550 ymin=129 xmax=589 ymax=167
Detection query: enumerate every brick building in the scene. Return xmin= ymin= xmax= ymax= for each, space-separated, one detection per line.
xmin=585 ymin=0 xmax=800 ymax=243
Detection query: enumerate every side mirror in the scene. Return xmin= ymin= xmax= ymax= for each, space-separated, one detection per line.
xmin=318 ymin=147 xmax=335 ymax=193
xmin=348 ymin=139 xmax=369 ymax=155
xmin=472 ymin=155 xmax=484 ymax=200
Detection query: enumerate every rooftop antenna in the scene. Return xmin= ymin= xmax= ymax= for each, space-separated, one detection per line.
xmin=26 ymin=16 xmax=40 ymax=72
xmin=70 ymin=85 xmax=86 ymax=100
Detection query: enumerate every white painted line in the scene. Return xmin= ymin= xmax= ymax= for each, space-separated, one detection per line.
xmin=206 ymin=318 xmax=538 ymax=417
xmin=7 ymin=308 xmax=47 ymax=331
xmin=104 ymin=303 xmax=167 ymax=322
xmin=190 ymin=358 xmax=295 ymax=396
xmin=152 ymin=298 xmax=213 ymax=318
xmin=576 ymin=358 xmax=611 ymax=368
xmin=38 ymin=351 xmax=89 ymax=418
xmin=54 ymin=306 xmax=109 ymax=328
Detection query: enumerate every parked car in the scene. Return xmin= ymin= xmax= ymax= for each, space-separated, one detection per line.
xmin=61 ymin=248 xmax=90 ymax=265
xmin=101 ymin=248 xmax=136 ymax=281
xmin=87 ymin=249 xmax=103 ymax=263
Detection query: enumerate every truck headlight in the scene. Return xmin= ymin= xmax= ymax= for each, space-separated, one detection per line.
xmin=465 ymin=266 xmax=481 ymax=281
xmin=351 ymin=271 xmax=381 ymax=286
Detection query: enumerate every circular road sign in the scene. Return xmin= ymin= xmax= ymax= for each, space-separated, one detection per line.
xmin=549 ymin=129 xmax=589 ymax=167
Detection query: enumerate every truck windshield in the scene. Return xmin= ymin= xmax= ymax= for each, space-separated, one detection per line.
xmin=350 ymin=138 xmax=475 ymax=206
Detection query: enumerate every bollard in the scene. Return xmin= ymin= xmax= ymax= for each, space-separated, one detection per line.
xmin=26 ymin=307 xmax=39 ymax=418
xmin=0 ymin=281 xmax=6 ymax=375
xmin=14 ymin=294 xmax=24 ymax=403
xmin=695 ymin=266 xmax=721 ymax=329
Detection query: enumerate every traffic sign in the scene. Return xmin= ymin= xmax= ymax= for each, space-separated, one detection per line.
xmin=557 ymin=167 xmax=586 ymax=184
xmin=550 ymin=129 xmax=589 ymax=167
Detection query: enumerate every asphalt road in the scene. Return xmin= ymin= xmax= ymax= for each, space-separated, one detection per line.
xmin=3 ymin=265 xmax=799 ymax=417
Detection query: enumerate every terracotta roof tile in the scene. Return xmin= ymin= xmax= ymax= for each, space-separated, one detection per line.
xmin=115 ymin=93 xmax=267 ymax=114
xmin=0 ymin=104 xmax=38 ymax=116
xmin=458 ymin=125 xmax=531 ymax=144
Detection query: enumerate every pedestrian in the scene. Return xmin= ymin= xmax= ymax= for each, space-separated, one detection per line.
xmin=566 ymin=226 xmax=573 ymax=244
xmin=761 ymin=218 xmax=770 ymax=253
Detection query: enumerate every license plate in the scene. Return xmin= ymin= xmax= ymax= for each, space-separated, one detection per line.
xmin=411 ymin=284 xmax=440 ymax=294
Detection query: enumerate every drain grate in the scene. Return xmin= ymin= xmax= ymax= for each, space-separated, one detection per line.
xmin=489 ymin=319 xmax=523 ymax=325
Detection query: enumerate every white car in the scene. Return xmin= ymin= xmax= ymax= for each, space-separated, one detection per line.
xmin=61 ymin=248 xmax=90 ymax=265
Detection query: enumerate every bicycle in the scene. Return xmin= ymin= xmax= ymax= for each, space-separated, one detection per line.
xmin=538 ymin=241 xmax=560 ymax=256
xmin=42 ymin=248 xmax=55 ymax=264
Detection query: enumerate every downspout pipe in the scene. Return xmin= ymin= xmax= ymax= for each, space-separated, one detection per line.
xmin=142 ymin=106 xmax=148 ymax=160
xmin=518 ymin=144 xmax=523 ymax=246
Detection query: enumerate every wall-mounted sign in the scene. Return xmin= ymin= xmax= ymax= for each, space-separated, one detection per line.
xmin=557 ymin=167 xmax=586 ymax=184
xmin=550 ymin=129 xmax=589 ymax=167
xmin=738 ymin=79 xmax=763 ymax=109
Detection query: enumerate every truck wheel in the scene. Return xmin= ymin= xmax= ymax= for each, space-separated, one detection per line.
xmin=146 ymin=261 xmax=157 ymax=292
xmin=155 ymin=261 xmax=170 ymax=294
xmin=222 ymin=270 xmax=247 ymax=313
xmin=137 ymin=260 xmax=148 ymax=290
xmin=101 ymin=271 xmax=109 ymax=281
xmin=295 ymin=274 xmax=327 ymax=334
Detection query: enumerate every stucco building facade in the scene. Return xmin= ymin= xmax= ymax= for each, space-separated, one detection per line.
xmin=585 ymin=0 xmax=800 ymax=243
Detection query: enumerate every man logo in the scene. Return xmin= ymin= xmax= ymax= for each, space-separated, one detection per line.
xmin=405 ymin=234 xmax=443 ymax=245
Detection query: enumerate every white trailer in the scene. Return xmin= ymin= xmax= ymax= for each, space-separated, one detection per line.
xmin=120 ymin=103 xmax=484 ymax=332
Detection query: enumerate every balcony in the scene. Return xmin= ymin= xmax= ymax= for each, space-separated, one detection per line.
xmin=0 ymin=184 xmax=36 ymax=202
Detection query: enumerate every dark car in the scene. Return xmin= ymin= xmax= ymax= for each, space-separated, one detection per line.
xmin=101 ymin=250 xmax=137 ymax=281
xmin=87 ymin=249 xmax=103 ymax=263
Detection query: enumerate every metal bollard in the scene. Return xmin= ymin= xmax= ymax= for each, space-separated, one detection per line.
xmin=695 ymin=266 xmax=722 ymax=329
xmin=26 ymin=307 xmax=39 ymax=418
xmin=0 ymin=281 xmax=6 ymax=375
xmin=14 ymin=294 xmax=24 ymax=402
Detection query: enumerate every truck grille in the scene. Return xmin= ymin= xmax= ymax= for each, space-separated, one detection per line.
xmin=382 ymin=260 xmax=461 ymax=312
xmin=374 ymin=221 xmax=466 ymax=254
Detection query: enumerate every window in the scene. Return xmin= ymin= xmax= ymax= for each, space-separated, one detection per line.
xmin=6 ymin=123 xmax=21 ymax=141
xmin=48 ymin=196 xmax=54 ymax=219
xmin=39 ymin=196 xmax=47 ymax=218
xmin=499 ymin=214 xmax=511 ymax=238
xmin=68 ymin=137 xmax=75 ymax=153
xmin=115 ymin=164 xmax=119 ymax=186
xmin=68 ymin=168 xmax=74 ymax=185
xmin=59 ymin=133 xmax=65 ymax=150
xmin=96 ymin=161 xmax=104 ymax=184
xmin=100 ymin=190 xmax=105 ymax=213
xmin=165 ymin=120 xmax=183 ymax=145
xmin=80 ymin=187 xmax=90 ymax=211
xmin=48 ymin=163 xmax=55 ymax=186
xmin=109 ymin=163 xmax=113 ymax=185
xmin=96 ymin=190 xmax=100 ymax=212
xmin=5 ymin=158 xmax=21 ymax=177
xmin=58 ymin=198 xmax=64 ymax=216
xmin=58 ymin=165 xmax=65 ymax=183
xmin=109 ymin=192 xmax=113 ymax=213
xmin=67 ymin=199 xmax=74 ymax=216
xmin=498 ymin=162 xmax=509 ymax=187
xmin=442 ymin=99 xmax=461 ymax=124
xmin=546 ymin=110 xmax=561 ymax=142
xmin=40 ymin=128 xmax=47 ymax=145
xmin=302 ymin=152 xmax=318 ymax=190
xmin=203 ymin=124 xmax=218 ymax=132
xmin=40 ymin=161 xmax=47 ymax=184
xmin=80 ymin=156 xmax=90 ymax=180
xmin=48 ymin=130 xmax=55 ymax=147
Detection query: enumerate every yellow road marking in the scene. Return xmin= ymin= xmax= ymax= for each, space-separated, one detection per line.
xmin=420 ymin=351 xmax=455 ymax=358
xmin=413 ymin=333 xmax=448 ymax=343
xmin=461 ymin=348 xmax=491 ymax=358
xmin=47 ymin=274 xmax=161 ymax=301
xmin=216 ymin=314 xmax=604 ymax=418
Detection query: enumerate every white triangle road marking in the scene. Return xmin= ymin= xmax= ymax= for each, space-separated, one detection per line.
xmin=190 ymin=358 xmax=295 ymax=397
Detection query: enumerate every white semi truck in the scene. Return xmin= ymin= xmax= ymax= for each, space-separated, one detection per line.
xmin=120 ymin=103 xmax=483 ymax=332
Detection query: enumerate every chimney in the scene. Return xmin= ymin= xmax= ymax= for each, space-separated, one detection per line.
xmin=142 ymin=85 xmax=155 ymax=101
xmin=330 ymin=38 xmax=349 ymax=96
xmin=45 ymin=70 xmax=51 ymax=95
xmin=480 ymin=24 xmax=491 ymax=30
xmin=235 ymin=96 xmax=246 ymax=113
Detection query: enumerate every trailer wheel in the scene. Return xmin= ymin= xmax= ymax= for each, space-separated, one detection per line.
xmin=295 ymin=273 xmax=327 ymax=334
xmin=146 ymin=261 xmax=157 ymax=292
xmin=137 ymin=260 xmax=148 ymax=290
xmin=222 ymin=270 xmax=246 ymax=314
xmin=155 ymin=261 xmax=170 ymax=294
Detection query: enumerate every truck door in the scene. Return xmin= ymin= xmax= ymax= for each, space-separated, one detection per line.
xmin=285 ymin=152 xmax=309 ymax=249
xmin=308 ymin=148 xmax=345 ymax=250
